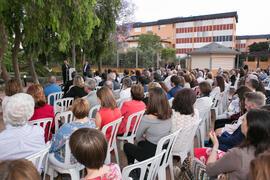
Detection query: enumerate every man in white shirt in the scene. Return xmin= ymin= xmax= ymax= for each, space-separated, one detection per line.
xmin=0 ymin=93 xmax=45 ymax=160
xmin=215 ymin=91 xmax=266 ymax=136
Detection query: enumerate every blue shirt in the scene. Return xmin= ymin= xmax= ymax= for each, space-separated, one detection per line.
xmin=168 ymin=86 xmax=182 ymax=99
xmin=43 ymin=84 xmax=62 ymax=105
xmin=49 ymin=119 xmax=96 ymax=163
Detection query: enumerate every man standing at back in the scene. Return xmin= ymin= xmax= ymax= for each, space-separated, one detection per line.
xmin=43 ymin=75 xmax=62 ymax=106
xmin=62 ymin=60 xmax=69 ymax=84
xmin=83 ymin=61 xmax=90 ymax=77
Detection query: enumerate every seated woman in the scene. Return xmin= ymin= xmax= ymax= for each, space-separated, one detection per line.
xmin=49 ymin=98 xmax=96 ymax=164
xmin=63 ymin=75 xmax=87 ymax=99
xmin=70 ymin=128 xmax=122 ymax=180
xmin=0 ymin=93 xmax=45 ymax=160
xmin=0 ymin=159 xmax=41 ymax=180
xmin=27 ymin=84 xmax=55 ymax=142
xmin=210 ymin=75 xmax=225 ymax=98
xmin=124 ymin=87 xmax=172 ymax=164
xmin=206 ymin=109 xmax=270 ymax=179
xmin=171 ymin=88 xmax=199 ymax=152
xmin=142 ymin=82 xmax=161 ymax=106
xmin=2 ymin=78 xmax=22 ymax=108
xmin=96 ymin=87 xmax=122 ymax=141
xmin=250 ymin=151 xmax=270 ymax=180
xmin=118 ymin=84 xmax=146 ymax=136
xmin=194 ymin=81 xmax=213 ymax=114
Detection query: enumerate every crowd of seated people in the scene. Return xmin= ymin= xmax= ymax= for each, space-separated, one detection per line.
xmin=1 ymin=65 xmax=270 ymax=180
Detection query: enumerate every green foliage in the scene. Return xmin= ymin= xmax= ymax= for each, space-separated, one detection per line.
xmin=248 ymin=42 xmax=270 ymax=52
xmin=138 ymin=32 xmax=161 ymax=53
xmin=161 ymin=48 xmax=176 ymax=61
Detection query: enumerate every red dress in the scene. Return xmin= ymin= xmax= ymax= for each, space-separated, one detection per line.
xmin=84 ymin=163 xmax=122 ymax=180
xmin=98 ymin=108 xmax=121 ymax=141
xmin=118 ymin=100 xmax=146 ymax=135
xmin=29 ymin=104 xmax=55 ymax=142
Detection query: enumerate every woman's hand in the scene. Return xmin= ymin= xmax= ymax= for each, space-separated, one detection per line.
xmin=209 ymin=130 xmax=219 ymax=149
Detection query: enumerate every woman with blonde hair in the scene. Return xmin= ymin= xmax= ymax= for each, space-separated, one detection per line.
xmin=250 ymin=151 xmax=270 ymax=180
xmin=96 ymin=87 xmax=122 ymax=141
xmin=27 ymin=84 xmax=55 ymax=142
xmin=63 ymin=75 xmax=87 ymax=99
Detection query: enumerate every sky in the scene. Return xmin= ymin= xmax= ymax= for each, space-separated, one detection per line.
xmin=132 ymin=0 xmax=270 ymax=36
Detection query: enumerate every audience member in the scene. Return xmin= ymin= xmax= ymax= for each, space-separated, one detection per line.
xmin=107 ymin=72 xmax=120 ymax=90
xmin=70 ymin=128 xmax=122 ymax=180
xmin=197 ymin=71 xmax=205 ymax=84
xmin=83 ymin=78 xmax=99 ymax=109
xmin=210 ymin=75 xmax=225 ymax=97
xmin=159 ymin=81 xmax=169 ymax=93
xmin=27 ymin=84 xmax=55 ymax=142
xmin=96 ymin=87 xmax=121 ymax=141
xmin=206 ymin=109 xmax=270 ymax=179
xmin=43 ymin=75 xmax=62 ymax=106
xmin=168 ymin=75 xmax=182 ymax=99
xmin=0 ymin=159 xmax=41 ymax=180
xmin=104 ymin=80 xmax=120 ymax=100
xmin=98 ymin=73 xmax=107 ymax=86
xmin=124 ymin=87 xmax=172 ymax=164
xmin=194 ymin=81 xmax=213 ymax=114
xmin=63 ymin=75 xmax=87 ymax=99
xmin=63 ymin=71 xmax=77 ymax=94
xmin=250 ymin=151 xmax=270 ymax=180
xmin=183 ymin=74 xmax=191 ymax=88
xmin=120 ymin=78 xmax=132 ymax=99
xmin=94 ymin=71 xmax=102 ymax=85
xmin=142 ymin=82 xmax=161 ymax=106
xmin=0 ymin=93 xmax=45 ymax=160
xmin=121 ymin=69 xmax=129 ymax=83
xmin=118 ymin=84 xmax=146 ymax=136
xmin=49 ymin=98 xmax=96 ymax=164
xmin=130 ymin=70 xmax=137 ymax=82
xmin=2 ymin=79 xmax=22 ymax=108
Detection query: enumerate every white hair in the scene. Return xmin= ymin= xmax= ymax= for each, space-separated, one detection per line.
xmin=3 ymin=93 xmax=35 ymax=126
xmin=108 ymin=72 xmax=116 ymax=80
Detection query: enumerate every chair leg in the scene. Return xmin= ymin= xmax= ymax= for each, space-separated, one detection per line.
xmin=169 ymin=157 xmax=175 ymax=180
xmin=69 ymin=169 xmax=80 ymax=180
xmin=119 ymin=140 xmax=124 ymax=151
xmin=114 ymin=142 xmax=120 ymax=164
xmin=158 ymin=168 xmax=166 ymax=180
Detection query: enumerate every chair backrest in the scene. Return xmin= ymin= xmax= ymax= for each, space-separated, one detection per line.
xmin=101 ymin=117 xmax=122 ymax=159
xmin=123 ymin=110 xmax=145 ymax=138
xmin=54 ymin=97 xmax=74 ymax=114
xmin=172 ymin=120 xmax=201 ymax=163
xmin=28 ymin=118 xmax=53 ymax=140
xmin=55 ymin=111 xmax=74 ymax=132
xmin=117 ymin=97 xmax=132 ymax=109
xmin=88 ymin=104 xmax=101 ymax=118
xmin=155 ymin=128 xmax=181 ymax=169
xmin=48 ymin=92 xmax=64 ymax=106
xmin=169 ymin=97 xmax=174 ymax=107
xmin=26 ymin=142 xmax=51 ymax=175
xmin=122 ymin=150 xmax=166 ymax=180
xmin=144 ymin=92 xmax=149 ymax=98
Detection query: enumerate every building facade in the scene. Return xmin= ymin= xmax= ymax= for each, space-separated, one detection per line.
xmin=126 ymin=12 xmax=238 ymax=58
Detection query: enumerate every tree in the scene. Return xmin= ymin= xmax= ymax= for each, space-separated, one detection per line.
xmin=138 ymin=32 xmax=162 ymax=53
xmin=161 ymin=48 xmax=176 ymax=62
xmin=249 ymin=42 xmax=270 ymax=52
xmin=85 ymin=0 xmax=121 ymax=71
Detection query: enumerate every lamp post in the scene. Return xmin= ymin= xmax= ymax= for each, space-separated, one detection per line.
xmin=23 ymin=75 xmax=27 ymax=87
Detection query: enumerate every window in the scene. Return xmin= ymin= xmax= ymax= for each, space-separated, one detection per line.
xmin=173 ymin=44 xmax=175 ymax=48
xmin=158 ymin=26 xmax=160 ymax=30
xmin=160 ymin=25 xmax=166 ymax=28
xmin=172 ymin=34 xmax=175 ymax=39
xmin=261 ymin=56 xmax=268 ymax=62
xmin=134 ymin=28 xmax=141 ymax=33
xmin=248 ymin=56 xmax=255 ymax=62
xmin=146 ymin=26 xmax=152 ymax=32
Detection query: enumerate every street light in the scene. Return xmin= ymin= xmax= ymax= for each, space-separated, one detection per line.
xmin=23 ymin=75 xmax=27 ymax=87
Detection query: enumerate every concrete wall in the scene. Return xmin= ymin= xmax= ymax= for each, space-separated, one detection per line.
xmin=191 ymin=55 xmax=210 ymax=69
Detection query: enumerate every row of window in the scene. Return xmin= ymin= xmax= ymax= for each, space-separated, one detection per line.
xmin=236 ymin=43 xmax=246 ymax=49
xmin=176 ymin=48 xmax=194 ymax=54
xmin=176 ymin=36 xmax=233 ymax=44
xmin=176 ymin=24 xmax=234 ymax=33
xmin=213 ymin=35 xmax=233 ymax=42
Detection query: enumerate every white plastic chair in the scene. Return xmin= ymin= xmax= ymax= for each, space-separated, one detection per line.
xmin=117 ymin=110 xmax=145 ymax=150
xmin=101 ymin=117 xmax=123 ymax=164
xmin=48 ymin=92 xmax=64 ymax=106
xmin=88 ymin=104 xmax=101 ymax=118
xmin=172 ymin=120 xmax=201 ymax=164
xmin=155 ymin=128 xmax=181 ymax=180
xmin=47 ymin=139 xmax=84 ymax=180
xmin=122 ymin=150 xmax=166 ymax=180
xmin=169 ymin=97 xmax=174 ymax=107
xmin=26 ymin=142 xmax=51 ymax=180
xmin=28 ymin=118 xmax=53 ymax=140
xmin=54 ymin=97 xmax=74 ymax=115
xmin=144 ymin=92 xmax=149 ymax=98
xmin=55 ymin=111 xmax=74 ymax=132
xmin=117 ymin=97 xmax=132 ymax=109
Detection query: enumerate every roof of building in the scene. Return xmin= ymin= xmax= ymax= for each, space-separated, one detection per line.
xmin=236 ymin=34 xmax=270 ymax=40
xmin=188 ymin=42 xmax=239 ymax=55
xmin=133 ymin=12 xmax=238 ymax=28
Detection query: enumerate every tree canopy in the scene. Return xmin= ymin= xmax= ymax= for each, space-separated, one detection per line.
xmin=249 ymin=42 xmax=270 ymax=52
xmin=138 ymin=32 xmax=162 ymax=52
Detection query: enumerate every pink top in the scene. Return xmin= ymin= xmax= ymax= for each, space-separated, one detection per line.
xmin=98 ymin=108 xmax=121 ymax=141
xmin=118 ymin=100 xmax=146 ymax=135
xmin=29 ymin=104 xmax=55 ymax=142
xmin=83 ymin=163 xmax=122 ymax=180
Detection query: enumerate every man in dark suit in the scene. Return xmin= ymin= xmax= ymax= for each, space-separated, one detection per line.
xmin=62 ymin=60 xmax=69 ymax=84
xmin=83 ymin=61 xmax=90 ymax=77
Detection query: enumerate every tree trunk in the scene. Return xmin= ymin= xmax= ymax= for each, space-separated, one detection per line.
xmin=71 ymin=40 xmax=76 ymax=69
xmin=98 ymin=58 xmax=102 ymax=72
xmin=0 ymin=20 xmax=10 ymax=82
xmin=12 ymin=24 xmax=23 ymax=90
xmin=29 ymin=54 xmax=39 ymax=84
